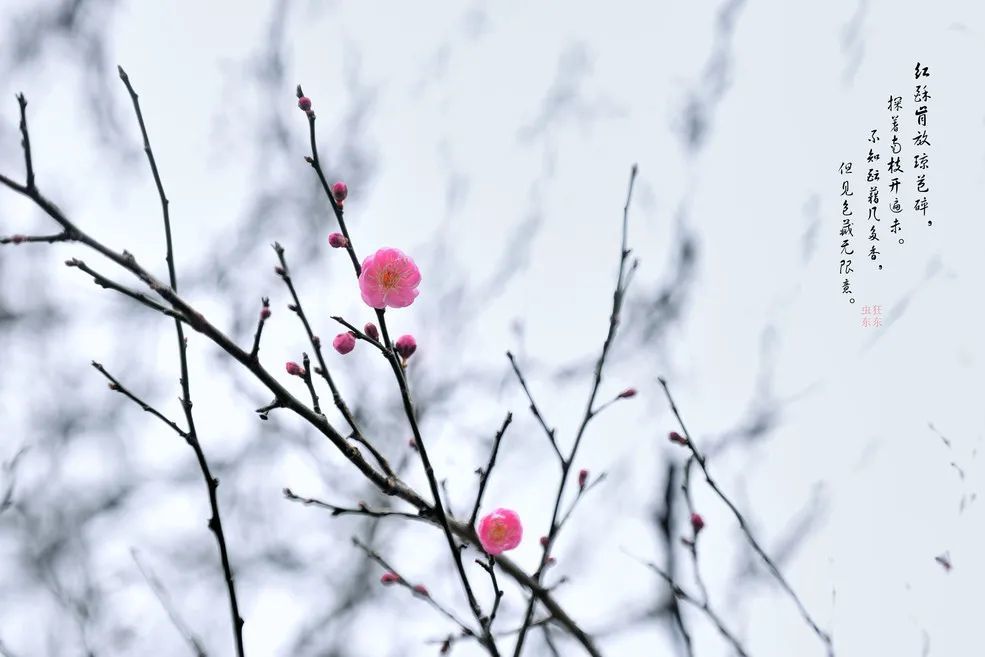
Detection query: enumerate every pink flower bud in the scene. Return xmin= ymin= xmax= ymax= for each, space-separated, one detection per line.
xmin=690 ymin=512 xmax=705 ymax=533
xmin=546 ymin=556 xmax=556 ymax=566
xmin=618 ymin=387 xmax=637 ymax=399
xmin=259 ymin=307 xmax=271 ymax=320
xmin=285 ymin=361 xmax=304 ymax=376
xmin=364 ymin=322 xmax=379 ymax=341
xmin=478 ymin=508 xmax=523 ymax=555
xmin=669 ymin=431 xmax=688 ymax=445
xmin=578 ymin=468 xmax=589 ymax=489
xmin=539 ymin=536 xmax=549 ymax=547
xmin=328 ymin=232 xmax=348 ymax=248
xmin=10 ymin=234 xmax=25 ymax=244
xmin=333 ymin=332 xmax=356 ymax=355
xmin=297 ymin=96 xmax=312 ymax=111
xmin=395 ymin=334 xmax=417 ymax=361
xmin=331 ymin=181 xmax=348 ymax=204
xmin=380 ymin=572 xmax=399 ymax=585
xmin=412 ymin=584 xmax=429 ymax=597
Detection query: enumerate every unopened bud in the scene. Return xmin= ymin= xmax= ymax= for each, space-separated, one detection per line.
xmin=364 ymin=322 xmax=379 ymax=341
xmin=328 ymin=232 xmax=348 ymax=248
xmin=259 ymin=307 xmax=271 ymax=320
xmin=412 ymin=584 xmax=429 ymax=597
xmin=333 ymin=332 xmax=356 ymax=354
xmin=297 ymin=96 xmax=312 ymax=112
xmin=669 ymin=431 xmax=688 ymax=446
xmin=380 ymin=572 xmax=399 ymax=585
xmin=285 ymin=361 xmax=304 ymax=377
xmin=617 ymin=387 xmax=637 ymax=399
xmin=395 ymin=334 xmax=417 ymax=361
xmin=690 ymin=512 xmax=705 ymax=534
xmin=331 ymin=181 xmax=348 ymax=204
xmin=578 ymin=468 xmax=589 ymax=490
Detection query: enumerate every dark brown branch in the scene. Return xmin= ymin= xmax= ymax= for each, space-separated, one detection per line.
xmin=506 ymin=353 xmax=563 ymax=463
xmin=249 ymin=297 xmax=270 ymax=361
xmin=16 ymin=93 xmax=34 ymax=191
xmin=66 ymin=258 xmax=186 ymax=321
xmin=118 ymin=66 xmax=245 ymax=657
xmin=469 ymin=412 xmax=513 ymax=528
xmin=92 ymin=362 xmax=188 ymax=438
xmin=283 ymin=488 xmax=422 ymax=521
xmin=513 ymin=164 xmax=638 ymax=657
xmin=0 ymin=231 xmax=70 ymax=245
xmin=659 ymin=377 xmax=833 ymax=656
xmin=299 ymin=352 xmax=321 ymax=415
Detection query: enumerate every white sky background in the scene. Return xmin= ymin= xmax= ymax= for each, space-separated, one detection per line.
xmin=1 ymin=1 xmax=984 ymax=656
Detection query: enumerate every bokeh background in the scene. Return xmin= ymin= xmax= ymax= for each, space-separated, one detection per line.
xmin=1 ymin=1 xmax=984 ymax=656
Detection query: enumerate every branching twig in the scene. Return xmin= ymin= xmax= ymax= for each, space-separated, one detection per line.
xmin=119 ymin=66 xmax=245 ymax=657
xmin=284 ymin=488 xmax=421 ymax=521
xmin=469 ymin=412 xmax=514 ymax=528
xmin=297 ymin=84 xmax=499 ymax=656
xmin=249 ymin=297 xmax=270 ymax=361
xmin=658 ymin=377 xmax=833 ymax=656
xmin=506 ymin=353 xmax=563 ymax=463
xmin=512 ymin=164 xmax=639 ymax=657
xmin=351 ymin=537 xmax=477 ymax=640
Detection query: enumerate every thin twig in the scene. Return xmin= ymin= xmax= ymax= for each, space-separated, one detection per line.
xmin=66 ymin=258 xmax=186 ymax=321
xmin=351 ymin=537 xmax=477 ymax=639
xmin=506 ymin=353 xmax=563 ymax=463
xmin=249 ymin=297 xmax=270 ymax=361
xmin=659 ymin=377 xmax=833 ymax=656
xmin=16 ymin=93 xmax=34 ymax=191
xmin=513 ymin=164 xmax=638 ymax=657
xmin=0 ymin=231 xmax=70 ymax=245
xmin=119 ymin=66 xmax=245 ymax=657
xmin=469 ymin=412 xmax=513 ymax=528
xmin=284 ymin=488 xmax=421 ymax=521
xmin=92 ymin=362 xmax=188 ymax=438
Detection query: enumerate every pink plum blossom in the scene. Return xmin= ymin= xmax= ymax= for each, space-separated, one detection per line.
xmin=395 ymin=334 xmax=417 ymax=361
xmin=358 ymin=248 xmax=421 ymax=309
xmin=333 ymin=332 xmax=356 ymax=354
xmin=477 ymin=508 xmax=523 ymax=556
xmin=331 ymin=181 xmax=348 ymax=204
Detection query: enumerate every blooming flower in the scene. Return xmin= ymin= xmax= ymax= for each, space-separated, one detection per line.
xmin=395 ymin=334 xmax=417 ymax=361
xmin=478 ymin=508 xmax=523 ymax=555
xmin=358 ymin=248 xmax=421 ymax=309
xmin=333 ymin=332 xmax=356 ymax=355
